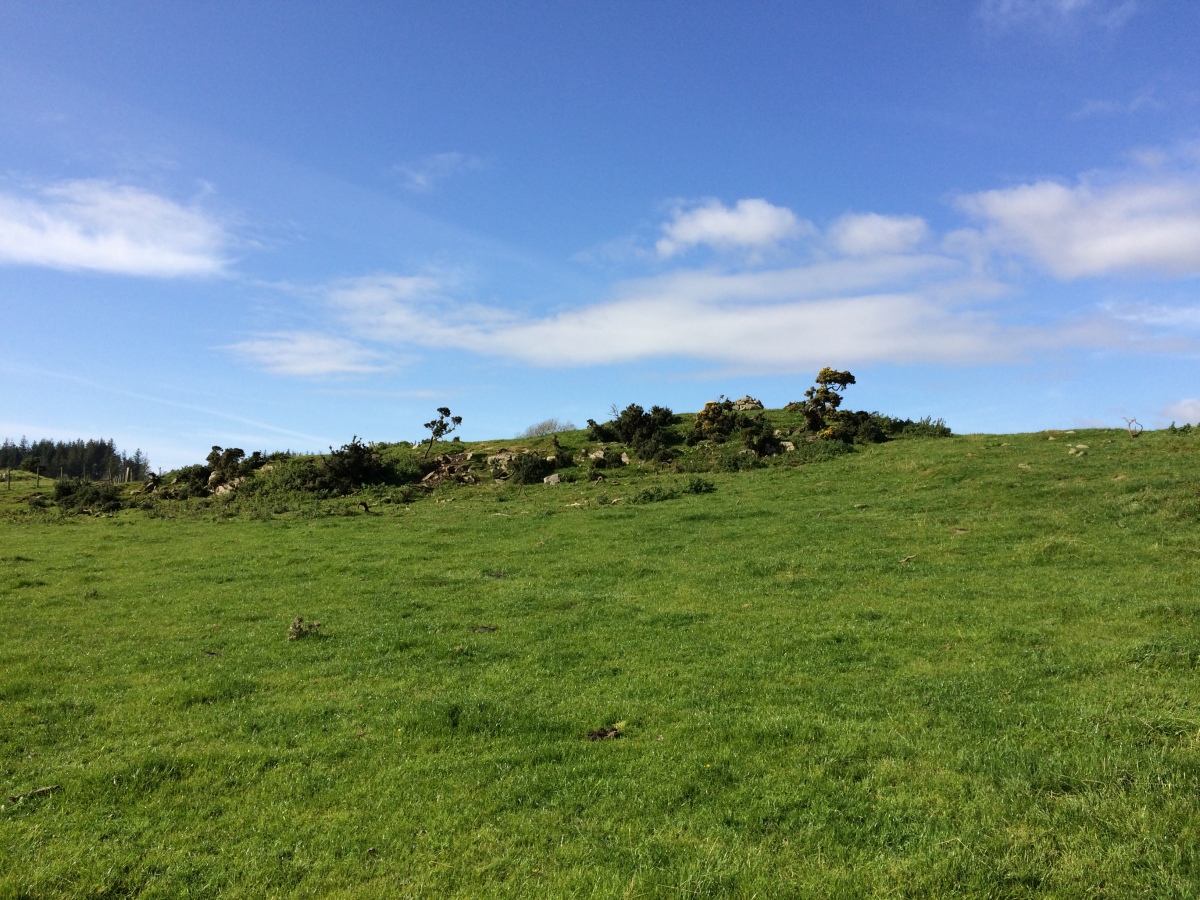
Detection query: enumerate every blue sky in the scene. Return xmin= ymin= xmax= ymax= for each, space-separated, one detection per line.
xmin=2 ymin=0 xmax=1199 ymax=469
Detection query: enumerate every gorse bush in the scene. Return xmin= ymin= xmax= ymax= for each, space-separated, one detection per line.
xmin=686 ymin=397 xmax=780 ymax=456
xmin=53 ymin=478 xmax=124 ymax=513
xmin=323 ymin=437 xmax=390 ymax=493
xmin=587 ymin=404 xmax=677 ymax=462
xmin=687 ymin=397 xmax=740 ymax=444
xmin=586 ymin=448 xmax=627 ymax=471
xmin=508 ymin=453 xmax=555 ymax=485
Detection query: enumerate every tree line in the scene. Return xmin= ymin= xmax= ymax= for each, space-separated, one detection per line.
xmin=0 ymin=437 xmax=150 ymax=480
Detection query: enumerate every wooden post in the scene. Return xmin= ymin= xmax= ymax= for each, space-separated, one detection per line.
xmin=36 ymin=466 xmax=40 ymax=488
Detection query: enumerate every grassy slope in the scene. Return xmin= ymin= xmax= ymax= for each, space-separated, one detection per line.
xmin=2 ymin=429 xmax=1199 ymax=897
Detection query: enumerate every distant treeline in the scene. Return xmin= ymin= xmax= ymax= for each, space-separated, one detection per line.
xmin=0 ymin=437 xmax=150 ymax=480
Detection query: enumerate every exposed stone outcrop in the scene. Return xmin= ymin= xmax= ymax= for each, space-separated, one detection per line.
xmin=421 ymin=451 xmax=478 ymax=486
xmin=732 ymin=395 xmax=764 ymax=411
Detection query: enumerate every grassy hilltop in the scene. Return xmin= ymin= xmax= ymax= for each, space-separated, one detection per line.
xmin=2 ymin=417 xmax=1200 ymax=897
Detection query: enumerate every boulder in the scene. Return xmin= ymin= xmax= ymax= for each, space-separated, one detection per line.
xmin=543 ymin=473 xmax=561 ymax=484
xmin=780 ymin=441 xmax=795 ymax=452
xmin=732 ymin=395 xmax=764 ymax=411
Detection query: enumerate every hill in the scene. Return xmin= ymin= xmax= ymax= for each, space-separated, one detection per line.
xmin=2 ymin=425 xmax=1199 ymax=896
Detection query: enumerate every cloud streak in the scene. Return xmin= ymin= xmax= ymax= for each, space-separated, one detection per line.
xmin=979 ymin=0 xmax=1138 ymax=31
xmin=223 ymin=332 xmax=388 ymax=376
xmin=0 ymin=180 xmax=228 ymax=276
xmin=394 ymin=152 xmax=485 ymax=192
xmin=300 ymin=255 xmax=1013 ymax=373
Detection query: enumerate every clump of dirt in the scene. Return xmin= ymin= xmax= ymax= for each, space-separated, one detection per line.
xmin=288 ymin=616 xmax=321 ymax=641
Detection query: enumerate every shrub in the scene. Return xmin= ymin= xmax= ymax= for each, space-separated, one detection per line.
xmin=587 ymin=448 xmax=627 ymax=471
xmin=324 ymin=436 xmax=390 ymax=493
xmin=738 ymin=415 xmax=783 ymax=456
xmin=508 ymin=453 xmax=555 ymax=485
xmin=165 ymin=464 xmax=212 ymax=499
xmin=682 ymin=477 xmax=716 ymax=494
xmin=630 ymin=485 xmax=679 ymax=504
xmin=687 ymin=397 xmax=740 ymax=445
xmin=587 ymin=404 xmax=677 ymax=462
xmin=54 ymin=478 xmax=124 ymax=513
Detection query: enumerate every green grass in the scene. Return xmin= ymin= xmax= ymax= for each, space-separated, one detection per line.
xmin=3 ymin=429 xmax=1200 ymax=896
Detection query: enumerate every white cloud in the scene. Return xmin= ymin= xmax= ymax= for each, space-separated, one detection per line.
xmin=291 ymin=255 xmax=1014 ymax=373
xmin=394 ymin=152 xmax=485 ymax=192
xmin=223 ymin=332 xmax=387 ymax=376
xmin=829 ymin=213 xmax=929 ymax=256
xmin=958 ymin=176 xmax=1200 ymax=278
xmin=656 ymin=199 xmax=813 ymax=258
xmin=1164 ymin=399 xmax=1200 ymax=425
xmin=0 ymin=180 xmax=228 ymax=276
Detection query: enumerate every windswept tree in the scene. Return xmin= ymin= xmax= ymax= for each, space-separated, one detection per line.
xmin=423 ymin=407 xmax=463 ymax=458
xmin=798 ymin=367 xmax=856 ymax=432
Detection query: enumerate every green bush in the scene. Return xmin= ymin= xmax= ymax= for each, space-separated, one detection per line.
xmin=587 ymin=404 xmax=677 ymax=462
xmin=682 ymin=477 xmax=716 ymax=494
xmin=509 ymin=453 xmax=555 ymax=485
xmin=687 ymin=397 xmax=740 ymax=445
xmin=630 ymin=485 xmax=679 ymax=504
xmin=54 ymin=478 xmax=124 ymax=513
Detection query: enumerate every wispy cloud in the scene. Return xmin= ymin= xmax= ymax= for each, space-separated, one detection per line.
xmin=656 ymin=198 xmax=813 ymax=258
xmin=0 ymin=179 xmax=228 ymax=276
xmin=1070 ymin=90 xmax=1163 ymax=120
xmin=979 ymin=0 xmax=1139 ymax=31
xmin=957 ymin=171 xmax=1200 ymax=278
xmin=394 ymin=152 xmax=486 ymax=192
xmin=223 ymin=332 xmax=388 ymax=376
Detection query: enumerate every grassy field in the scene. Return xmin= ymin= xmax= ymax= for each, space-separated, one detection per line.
xmin=3 ymin=427 xmax=1200 ymax=897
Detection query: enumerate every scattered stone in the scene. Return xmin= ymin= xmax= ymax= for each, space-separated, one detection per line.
xmin=212 ymin=477 xmax=246 ymax=496
xmin=423 ymin=451 xmax=479 ymax=487
xmin=543 ymin=473 xmax=561 ymax=484
xmin=589 ymin=449 xmax=606 ymax=460
xmin=620 ymin=452 xmax=630 ymax=465
xmin=780 ymin=441 xmax=795 ymax=452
